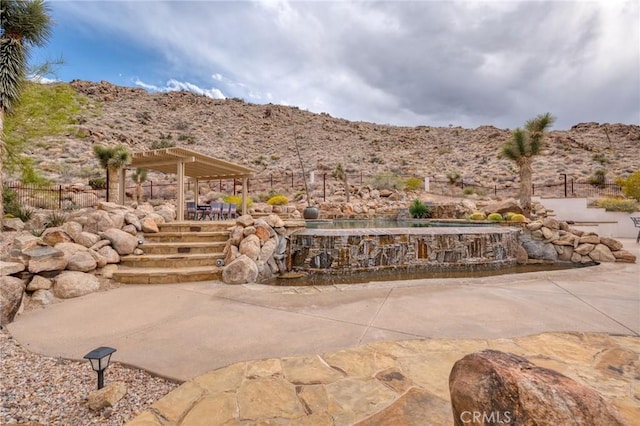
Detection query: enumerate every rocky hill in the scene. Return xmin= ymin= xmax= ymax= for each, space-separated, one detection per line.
xmin=16 ymin=80 xmax=640 ymax=195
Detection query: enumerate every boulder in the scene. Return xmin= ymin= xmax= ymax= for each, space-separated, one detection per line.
xmin=542 ymin=217 xmax=560 ymax=230
xmin=141 ymin=217 xmax=159 ymax=233
xmin=26 ymin=275 xmax=52 ymax=291
xmin=224 ymin=243 xmax=240 ymax=267
xmin=254 ymin=220 xmax=275 ymax=242
xmin=588 ymin=244 xmax=616 ymax=263
xmin=526 ymin=221 xmax=543 ymax=232
xmin=124 ymin=212 xmax=142 ymax=231
xmin=229 ymin=226 xmax=244 ymax=246
xmin=449 ymin=350 xmax=626 ymax=426
xmin=600 ymin=237 xmax=623 ymax=252
xmin=243 ymin=226 xmax=257 ymax=237
xmin=13 ymin=234 xmax=42 ymax=252
xmin=145 ymin=213 xmax=166 ymax=227
xmin=89 ymin=250 xmax=108 ymax=268
xmin=259 ymin=237 xmax=278 ymax=262
xmin=75 ymin=231 xmax=101 ymax=248
xmin=62 ymin=221 xmax=83 ymax=241
xmin=24 ymin=246 xmax=68 ymax=273
xmin=558 ymin=246 xmax=574 ymax=262
xmin=154 ymin=207 xmax=175 ymax=223
xmin=574 ymin=243 xmax=595 ymax=256
xmin=98 ymin=246 xmax=121 ymax=264
xmin=97 ymin=201 xmax=130 ymax=214
xmin=1 ymin=260 xmax=25 ymax=276
xmin=239 ymin=234 xmax=261 ymax=261
xmin=85 ymin=210 xmax=116 ymax=234
xmin=482 ymin=198 xmax=523 ymax=215
xmin=53 ymin=271 xmax=100 ymax=299
xmin=541 ymin=227 xmax=555 ymax=240
xmin=66 ymin=252 xmax=98 ymax=272
xmin=236 ymin=214 xmax=255 ymax=227
xmin=0 ymin=276 xmax=25 ymax=325
xmin=3 ymin=217 xmax=25 ymax=232
xmin=521 ymin=240 xmax=558 ymax=261
xmin=265 ymin=214 xmax=285 ymax=228
xmin=122 ymin=224 xmax=138 ymax=236
xmin=100 ymin=228 xmax=138 ymax=255
xmin=31 ymin=289 xmax=55 ymax=306
xmin=515 ymin=246 xmax=528 ymax=265
xmin=222 ymin=255 xmax=259 ymax=284
xmin=88 ymin=381 xmax=127 ymax=411
xmin=42 ymin=228 xmax=73 ymax=246
xmin=579 ymin=234 xmax=600 ymax=245
xmin=612 ymin=250 xmax=637 ymax=263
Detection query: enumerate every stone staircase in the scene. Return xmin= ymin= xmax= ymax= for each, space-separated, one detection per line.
xmin=112 ymin=221 xmax=230 ymax=284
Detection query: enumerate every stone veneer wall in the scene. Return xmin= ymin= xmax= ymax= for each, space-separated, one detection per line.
xmin=287 ymin=227 xmax=522 ymax=273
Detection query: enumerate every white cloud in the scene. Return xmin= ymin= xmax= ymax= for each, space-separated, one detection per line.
xmin=134 ymin=78 xmax=225 ymax=99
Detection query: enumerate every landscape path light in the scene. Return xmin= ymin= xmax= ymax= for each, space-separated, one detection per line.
xmin=83 ymin=346 xmax=116 ymax=390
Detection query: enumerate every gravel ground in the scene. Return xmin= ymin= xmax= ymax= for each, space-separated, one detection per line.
xmin=0 ymin=327 xmax=179 ymax=425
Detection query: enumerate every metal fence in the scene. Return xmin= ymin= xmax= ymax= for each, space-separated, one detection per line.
xmin=4 ymin=174 xmax=625 ymax=211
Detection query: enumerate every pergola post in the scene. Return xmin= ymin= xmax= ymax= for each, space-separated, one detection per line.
xmin=118 ymin=168 xmax=126 ymax=205
xmin=242 ymin=177 xmax=248 ymax=215
xmin=177 ymin=161 xmax=185 ymax=221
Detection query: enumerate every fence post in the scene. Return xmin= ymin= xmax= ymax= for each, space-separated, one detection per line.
xmin=494 ymin=185 xmax=497 ymax=197
xmin=58 ymin=185 xmax=62 ymax=209
xmin=532 ymin=183 xmax=535 ymax=195
xmin=270 ymin=174 xmax=273 ymax=189
xmin=360 ymin=171 xmax=363 ymax=185
xmin=323 ymin=173 xmax=326 ymax=201
xmin=291 ymin=172 xmax=294 ymax=189
xmin=233 ymin=179 xmax=237 ymax=196
xmin=571 ymin=178 xmax=574 ymax=195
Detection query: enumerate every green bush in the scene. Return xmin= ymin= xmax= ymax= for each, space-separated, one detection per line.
xmin=88 ymin=177 xmax=106 ymax=189
xmin=12 ymin=204 xmax=34 ymax=222
xmin=509 ymin=213 xmax=526 ymax=222
xmin=487 ymin=212 xmax=504 ymax=221
xmin=46 ymin=210 xmax=68 ymax=227
xmin=370 ymin=173 xmax=403 ymax=190
xmin=267 ymin=194 xmax=289 ymax=205
xmin=588 ymin=169 xmax=606 ymax=188
xmin=594 ymin=197 xmax=638 ymax=213
xmin=616 ymin=171 xmax=640 ymax=201
xmin=409 ymin=199 xmax=431 ymax=218
xmin=447 ymin=171 xmax=461 ymax=185
xmin=468 ymin=212 xmax=486 ymax=221
xmin=404 ymin=177 xmax=423 ymax=191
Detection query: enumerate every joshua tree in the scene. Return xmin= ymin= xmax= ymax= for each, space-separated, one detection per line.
xmin=502 ymin=112 xmax=555 ymax=216
xmin=131 ymin=167 xmax=148 ymax=203
xmin=0 ymin=0 xmax=52 ymax=224
xmin=92 ymin=144 xmax=131 ymax=203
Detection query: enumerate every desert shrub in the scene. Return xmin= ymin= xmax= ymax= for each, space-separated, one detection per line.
xmin=222 ymin=194 xmax=253 ymax=209
xmin=267 ymin=195 xmax=289 ymax=205
xmin=404 ymin=177 xmax=423 ymax=191
xmin=587 ymin=169 xmax=606 ymax=188
xmin=468 ymin=212 xmax=486 ymax=221
xmin=3 ymin=186 xmax=19 ymax=215
xmin=409 ymin=199 xmax=431 ymax=218
xmin=371 ymin=173 xmax=403 ymax=190
xmin=446 ymin=171 xmax=461 ymax=185
xmin=594 ymin=197 xmax=638 ymax=213
xmin=463 ymin=187 xmax=475 ymax=195
xmin=12 ymin=204 xmax=34 ymax=222
xmin=46 ymin=210 xmax=68 ymax=227
xmin=88 ymin=177 xmax=106 ymax=189
xmin=151 ymin=139 xmax=175 ymax=150
xmin=615 ymin=171 xmax=640 ymax=201
xmin=592 ymin=153 xmax=608 ymax=165
xmin=508 ymin=213 xmax=527 ymax=222
xmin=487 ymin=212 xmax=504 ymax=221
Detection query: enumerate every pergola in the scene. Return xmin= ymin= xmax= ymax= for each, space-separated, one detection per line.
xmin=119 ymin=147 xmax=254 ymax=221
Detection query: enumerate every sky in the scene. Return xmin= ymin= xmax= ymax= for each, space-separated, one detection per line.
xmin=32 ymin=0 xmax=640 ymax=130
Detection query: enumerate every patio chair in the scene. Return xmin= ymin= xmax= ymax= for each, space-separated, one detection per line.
xmin=185 ymin=201 xmax=197 ymax=220
xmin=228 ymin=203 xmax=238 ymax=219
xmin=632 ymin=216 xmax=640 ymax=243
xmin=209 ymin=201 xmax=223 ymax=220
xmin=220 ymin=203 xmax=230 ymax=220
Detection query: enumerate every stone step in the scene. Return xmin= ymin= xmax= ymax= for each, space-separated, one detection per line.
xmin=120 ymin=253 xmax=224 ymax=268
xmin=112 ymin=266 xmax=223 ymax=284
xmin=142 ymin=231 xmax=230 ymax=243
xmin=159 ymin=221 xmax=232 ymax=233
xmin=139 ymin=241 xmax=227 ymax=255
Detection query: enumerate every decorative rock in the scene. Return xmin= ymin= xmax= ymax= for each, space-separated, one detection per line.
xmin=579 ymin=234 xmax=600 ymax=245
xmin=541 ymin=227 xmax=555 ymax=240
xmin=98 ymin=246 xmax=121 ymax=264
xmin=1 ymin=261 xmax=25 ymax=276
xmin=588 ymin=244 xmax=616 ymax=263
xmin=612 ymin=250 xmax=637 ymax=263
xmin=122 ymin=224 xmax=138 ymax=236
xmin=53 ymin=271 xmax=100 ymax=299
xmin=521 ymin=240 xmax=558 ymax=261
xmin=515 ymin=246 xmax=528 ymax=265
xmin=542 ymin=217 xmax=560 ymax=230
xmin=85 ymin=210 xmax=116 ymax=234
xmin=243 ymin=226 xmax=257 ymax=237
xmin=222 ymin=255 xmax=259 ymax=284
xmin=31 ymin=288 xmax=55 ymax=305
xmin=67 ymin=252 xmax=98 ymax=272
xmin=0 ymin=275 xmax=25 ymax=325
xmin=62 ymin=221 xmax=83 ymax=241
xmin=100 ymin=264 xmax=119 ymax=279
xmin=526 ymin=221 xmax=543 ymax=231
xmin=600 ymin=237 xmax=623 ymax=252
xmin=259 ymin=238 xmax=278 ymax=262
xmin=13 ymin=233 xmax=42 ymax=252
xmin=575 ymin=243 xmax=595 ymax=255
xmin=26 ymin=275 xmax=52 ymax=291
xmin=141 ymin=217 xmax=159 ymax=233
xmin=239 ymin=234 xmax=261 ymax=261
xmin=97 ymin=201 xmax=130 ymax=214
xmin=558 ymin=246 xmax=574 ymax=262
xmin=265 ymin=214 xmax=285 ymax=228
xmin=482 ymin=198 xmax=523 ymax=215
xmin=449 ymin=350 xmax=626 ymax=426
xmin=75 ymin=231 xmax=101 ymax=248
xmin=24 ymin=246 xmax=68 ymax=273
xmin=100 ymin=228 xmax=139 ymax=255
xmin=88 ymin=381 xmax=127 ymax=411
xmin=42 ymin=228 xmax=73 ymax=246
xmin=229 ymin=226 xmax=244 ymax=245
xmin=153 ymin=207 xmax=175 ymax=223
xmin=224 ymin=243 xmax=240 ymax=267
xmin=571 ymin=252 xmax=582 ymax=263
xmin=3 ymin=217 xmax=25 ymax=232
xmin=145 ymin=213 xmax=166 ymax=227
xmin=236 ymin=214 xmax=255 ymax=227
xmin=124 ymin=212 xmax=142 ymax=231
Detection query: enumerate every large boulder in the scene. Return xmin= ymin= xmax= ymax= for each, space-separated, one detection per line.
xmin=239 ymin=234 xmax=261 ymax=261
xmin=75 ymin=231 xmax=101 ymax=248
xmin=24 ymin=246 xmax=68 ymax=273
xmin=520 ymin=240 xmax=558 ymax=261
xmin=482 ymin=198 xmax=523 ymax=215
xmin=55 ymin=242 xmax=97 ymax=272
xmin=42 ymin=227 xmax=73 ymax=246
xmin=0 ymin=276 xmax=25 ymax=325
xmin=259 ymin=237 xmax=278 ymax=262
xmin=124 ymin=212 xmax=142 ymax=231
xmin=449 ymin=350 xmax=626 ymax=426
xmin=97 ymin=246 xmax=120 ymax=264
xmin=26 ymin=275 xmax=52 ymax=291
xmin=222 ymin=255 xmax=259 ymax=284
xmin=4 ymin=217 xmax=25 ymax=232
xmin=612 ymin=250 xmax=637 ymax=263
xmin=53 ymin=271 xmax=100 ymax=299
xmin=588 ymin=244 xmax=616 ymax=263
xmin=100 ymin=228 xmax=138 ymax=255
xmin=1 ymin=261 xmax=25 ymax=276
xmin=140 ymin=217 xmax=159 ymax=233
xmin=84 ymin=210 xmax=116 ymax=234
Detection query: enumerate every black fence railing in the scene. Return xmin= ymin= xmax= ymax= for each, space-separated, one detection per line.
xmin=4 ymin=175 xmax=625 ymax=211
